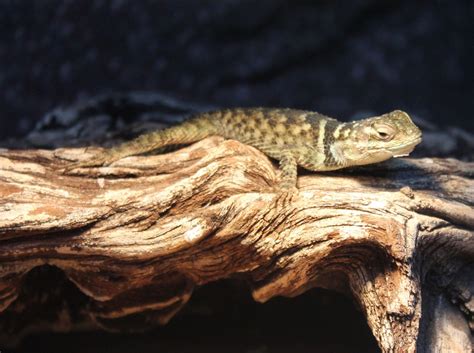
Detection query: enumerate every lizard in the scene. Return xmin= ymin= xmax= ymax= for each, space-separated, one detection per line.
xmin=63 ymin=108 xmax=422 ymax=189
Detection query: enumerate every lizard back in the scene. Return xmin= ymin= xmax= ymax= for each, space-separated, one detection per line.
xmin=193 ymin=108 xmax=341 ymax=166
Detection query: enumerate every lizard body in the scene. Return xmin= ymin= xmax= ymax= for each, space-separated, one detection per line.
xmin=65 ymin=108 xmax=422 ymax=188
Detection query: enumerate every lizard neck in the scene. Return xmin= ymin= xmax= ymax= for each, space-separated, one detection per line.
xmin=319 ymin=121 xmax=352 ymax=170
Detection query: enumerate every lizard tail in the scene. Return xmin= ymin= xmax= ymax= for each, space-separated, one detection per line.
xmin=108 ymin=114 xmax=221 ymax=158
xmin=63 ymin=113 xmax=223 ymax=171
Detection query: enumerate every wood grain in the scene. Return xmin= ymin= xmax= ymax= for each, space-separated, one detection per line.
xmin=0 ymin=137 xmax=472 ymax=352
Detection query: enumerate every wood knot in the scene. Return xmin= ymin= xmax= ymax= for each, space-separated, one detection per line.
xmin=400 ymin=186 xmax=414 ymax=199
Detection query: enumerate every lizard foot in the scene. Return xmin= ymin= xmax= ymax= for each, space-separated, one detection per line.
xmin=273 ymin=185 xmax=299 ymax=207
xmin=61 ymin=152 xmax=119 ymax=174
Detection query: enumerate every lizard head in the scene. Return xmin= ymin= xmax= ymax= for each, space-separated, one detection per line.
xmin=332 ymin=110 xmax=422 ymax=167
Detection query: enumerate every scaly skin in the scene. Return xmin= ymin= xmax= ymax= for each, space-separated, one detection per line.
xmin=64 ymin=108 xmax=422 ymax=188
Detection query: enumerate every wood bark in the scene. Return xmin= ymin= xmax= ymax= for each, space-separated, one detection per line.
xmin=0 ymin=137 xmax=472 ymax=352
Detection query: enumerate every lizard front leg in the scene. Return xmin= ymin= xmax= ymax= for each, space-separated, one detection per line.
xmin=278 ymin=152 xmax=298 ymax=190
xmin=239 ymin=139 xmax=299 ymax=191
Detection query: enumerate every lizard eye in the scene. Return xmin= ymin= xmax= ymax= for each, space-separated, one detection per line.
xmin=372 ymin=124 xmax=395 ymax=141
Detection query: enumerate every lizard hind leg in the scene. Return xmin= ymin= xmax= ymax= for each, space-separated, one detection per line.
xmin=62 ymin=148 xmax=126 ymax=173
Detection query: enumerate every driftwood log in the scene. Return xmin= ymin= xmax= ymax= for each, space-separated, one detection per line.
xmin=0 ymin=136 xmax=473 ymax=352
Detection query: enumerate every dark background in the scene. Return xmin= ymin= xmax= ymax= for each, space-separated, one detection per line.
xmin=1 ymin=0 xmax=473 ymax=142
xmin=1 ymin=1 xmax=472 ymax=352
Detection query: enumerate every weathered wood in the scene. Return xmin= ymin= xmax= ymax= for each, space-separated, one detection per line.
xmin=0 ymin=137 xmax=472 ymax=352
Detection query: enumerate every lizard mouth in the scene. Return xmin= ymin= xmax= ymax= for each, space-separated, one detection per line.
xmin=390 ymin=136 xmax=422 ymax=157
